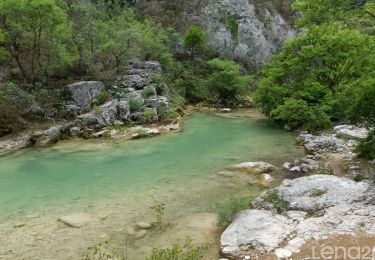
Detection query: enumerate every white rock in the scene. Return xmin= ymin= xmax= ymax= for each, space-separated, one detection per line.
xmin=58 ymin=213 xmax=93 ymax=228
xmin=289 ymin=166 xmax=301 ymax=172
xmin=259 ymin=174 xmax=273 ymax=186
xmin=220 ymin=210 xmax=295 ymax=257
xmin=334 ymin=125 xmax=369 ymax=140
xmin=275 ymin=248 xmax=292 ymax=259
xmin=220 ymin=108 xmax=232 ymax=113
xmin=230 ymin=161 xmax=277 ymax=174
xmin=282 ymin=162 xmax=291 ymax=170
xmin=135 ymin=222 xmax=152 ymax=230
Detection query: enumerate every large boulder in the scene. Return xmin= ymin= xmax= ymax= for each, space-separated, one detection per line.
xmin=221 ymin=175 xmax=375 ymax=258
xmin=297 ymin=133 xmax=348 ymax=154
xmin=221 ymin=210 xmax=295 ymax=258
xmin=63 ymin=81 xmax=104 ymax=108
xmin=334 ymin=125 xmax=369 ymax=140
xmin=230 ymin=161 xmax=277 ymax=174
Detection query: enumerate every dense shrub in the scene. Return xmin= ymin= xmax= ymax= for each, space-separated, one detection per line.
xmin=255 ymin=23 xmax=375 ymax=131
xmin=355 ymin=130 xmax=375 ymax=160
xmin=206 ymin=58 xmax=252 ymax=106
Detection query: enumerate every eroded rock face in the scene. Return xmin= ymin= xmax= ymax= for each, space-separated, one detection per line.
xmin=111 ymin=60 xmax=170 ymax=123
xmin=297 ymin=133 xmax=348 ymax=154
xmin=221 ymin=175 xmax=375 ymax=258
xmin=63 ymin=81 xmax=104 ymax=109
xmin=201 ymin=0 xmax=296 ymax=67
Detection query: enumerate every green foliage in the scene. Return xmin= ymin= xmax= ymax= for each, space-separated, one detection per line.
xmin=255 ymin=23 xmax=375 ymax=131
xmin=129 ymin=98 xmax=142 ymax=112
xmin=270 ymin=98 xmax=331 ymax=132
xmin=0 ymin=82 xmax=35 ymax=133
xmin=146 ymin=237 xmax=208 ymax=260
xmin=153 ymin=202 xmax=166 ymax=229
xmin=354 ymin=174 xmax=366 ymax=182
xmin=355 ymin=129 xmax=375 ymax=159
xmin=310 ymin=188 xmax=327 ymax=197
xmin=93 ymin=90 xmax=109 ymax=106
xmin=143 ymin=108 xmax=157 ymax=122
xmin=216 ymin=197 xmax=250 ymax=226
xmin=0 ymin=0 xmax=73 ymax=83
xmin=263 ymin=190 xmax=287 ymax=214
xmin=183 ymin=25 xmax=206 ymax=58
xmin=83 ymin=241 xmax=124 ymax=260
xmin=207 ymin=58 xmax=252 ymax=106
xmin=143 ymin=86 xmax=157 ymax=98
xmin=227 ymin=15 xmax=239 ymax=42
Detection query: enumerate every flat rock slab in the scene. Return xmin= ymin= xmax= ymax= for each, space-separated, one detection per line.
xmin=230 ymin=161 xmax=277 ymax=174
xmin=58 ymin=213 xmax=93 ymax=228
xmin=221 ymin=209 xmax=295 ymax=257
xmin=221 ymin=175 xmax=375 ymax=258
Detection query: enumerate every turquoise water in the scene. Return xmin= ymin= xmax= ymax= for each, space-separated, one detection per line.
xmin=0 ymin=112 xmax=303 ymax=220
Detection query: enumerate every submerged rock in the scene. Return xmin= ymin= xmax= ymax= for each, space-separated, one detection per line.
xmin=221 ymin=175 xmax=375 ymax=258
xmin=230 ymin=161 xmax=277 ymax=174
xmin=135 ymin=222 xmax=152 ymax=230
xmin=58 ymin=213 xmax=93 ymax=228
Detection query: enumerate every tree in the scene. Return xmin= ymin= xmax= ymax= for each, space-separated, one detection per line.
xmin=0 ymin=0 xmax=74 ymax=84
xmin=255 ymin=23 xmax=375 ymax=130
xmin=207 ymin=58 xmax=252 ymax=106
xmin=183 ymin=25 xmax=206 ymax=58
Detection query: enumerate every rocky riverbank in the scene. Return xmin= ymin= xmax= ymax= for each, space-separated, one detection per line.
xmin=0 ymin=60 xmax=181 ymax=155
xmin=219 ymin=125 xmax=375 ymax=259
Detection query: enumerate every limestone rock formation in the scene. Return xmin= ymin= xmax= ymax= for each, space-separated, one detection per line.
xmin=220 ymin=175 xmax=375 ymax=258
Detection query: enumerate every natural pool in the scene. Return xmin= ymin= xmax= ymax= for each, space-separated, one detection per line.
xmin=0 ymin=111 xmax=304 ymax=259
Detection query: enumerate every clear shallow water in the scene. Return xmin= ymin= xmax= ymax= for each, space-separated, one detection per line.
xmin=0 ymin=112 xmax=303 ymax=220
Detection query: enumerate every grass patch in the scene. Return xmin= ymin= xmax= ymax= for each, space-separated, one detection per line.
xmin=263 ymin=190 xmax=288 ymax=214
xmin=143 ymin=86 xmax=157 ymax=98
xmin=216 ymin=196 xmax=250 ymax=226
xmin=354 ymin=174 xmax=365 ymax=182
xmin=146 ymin=237 xmax=208 ymax=260
xmin=310 ymin=188 xmax=327 ymax=197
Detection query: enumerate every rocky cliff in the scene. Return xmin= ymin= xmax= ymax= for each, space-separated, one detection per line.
xmin=137 ymin=0 xmax=296 ymax=67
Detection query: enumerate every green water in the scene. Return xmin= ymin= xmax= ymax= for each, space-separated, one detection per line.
xmin=0 ymin=112 xmax=303 ymax=220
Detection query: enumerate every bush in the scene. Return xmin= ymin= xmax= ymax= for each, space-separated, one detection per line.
xmin=255 ymin=23 xmax=375 ymax=131
xmin=216 ymin=197 xmax=250 ymax=226
xmin=92 ymin=90 xmax=109 ymax=106
xmin=129 ymin=98 xmax=142 ymax=112
xmin=183 ymin=25 xmax=206 ymax=58
xmin=0 ymin=82 xmax=34 ymax=134
xmin=355 ymin=129 xmax=375 ymax=159
xmin=143 ymin=86 xmax=157 ymax=98
xmin=270 ymin=99 xmax=331 ymax=132
xmin=206 ymin=58 xmax=252 ymax=106
xmin=144 ymin=108 xmax=157 ymax=122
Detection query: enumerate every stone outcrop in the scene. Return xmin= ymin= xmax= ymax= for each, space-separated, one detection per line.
xmin=198 ymin=0 xmax=296 ymax=66
xmin=297 ymin=133 xmax=348 ymax=154
xmin=110 ymin=59 xmax=170 ymax=123
xmin=333 ymin=125 xmax=369 ymax=140
xmin=220 ymin=175 xmax=375 ymax=258
xmin=63 ymin=81 xmax=104 ymax=109
xmin=230 ymin=161 xmax=277 ymax=174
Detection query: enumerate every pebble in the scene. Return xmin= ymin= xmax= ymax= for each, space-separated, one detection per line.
xmin=275 ymin=248 xmax=292 ymax=259
xmin=135 ymin=222 xmax=152 ymax=230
